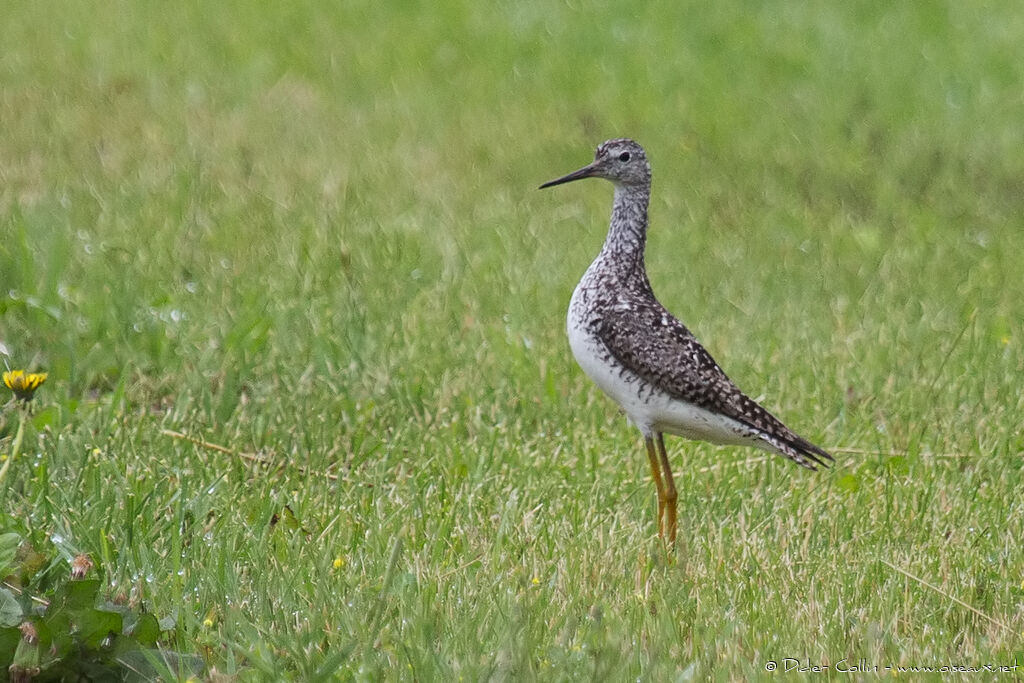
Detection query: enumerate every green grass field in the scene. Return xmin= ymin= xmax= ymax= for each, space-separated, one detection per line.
xmin=2 ymin=1 xmax=1023 ymax=679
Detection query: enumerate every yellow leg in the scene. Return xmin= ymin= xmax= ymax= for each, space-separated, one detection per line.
xmin=644 ymin=437 xmax=666 ymax=539
xmin=656 ymin=433 xmax=678 ymax=547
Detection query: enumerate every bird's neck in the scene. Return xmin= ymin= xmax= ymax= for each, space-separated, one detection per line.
xmin=599 ymin=183 xmax=650 ymax=280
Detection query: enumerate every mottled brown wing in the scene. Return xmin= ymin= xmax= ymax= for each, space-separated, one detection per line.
xmin=594 ymin=297 xmax=833 ymax=468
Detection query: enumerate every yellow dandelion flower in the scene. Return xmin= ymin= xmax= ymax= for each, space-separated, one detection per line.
xmin=531 ymin=576 xmax=540 ymax=586
xmin=333 ymin=556 xmax=345 ymax=570
xmin=203 ymin=617 xmax=214 ymax=629
xmin=3 ymin=370 xmax=48 ymax=402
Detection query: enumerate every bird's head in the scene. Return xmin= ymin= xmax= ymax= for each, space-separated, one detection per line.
xmin=539 ymin=138 xmax=651 ymax=190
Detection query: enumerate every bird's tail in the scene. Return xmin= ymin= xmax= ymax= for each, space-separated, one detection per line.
xmin=768 ymin=431 xmax=834 ymax=470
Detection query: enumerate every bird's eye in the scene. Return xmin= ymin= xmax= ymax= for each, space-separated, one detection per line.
xmin=618 ymin=152 xmax=630 ymax=162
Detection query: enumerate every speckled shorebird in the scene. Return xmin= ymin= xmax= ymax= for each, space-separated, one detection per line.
xmin=540 ymin=138 xmax=832 ymax=545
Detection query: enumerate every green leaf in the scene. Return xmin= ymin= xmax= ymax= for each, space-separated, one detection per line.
xmin=836 ymin=473 xmax=860 ymax=493
xmin=56 ymin=577 xmax=100 ymax=611
xmin=78 ymin=608 xmax=122 ymax=649
xmin=43 ymin=607 xmax=73 ymax=658
xmin=0 ymin=587 xmax=22 ymax=627
xmin=18 ymin=544 xmax=47 ymax=578
xmin=0 ymin=626 xmax=20 ymax=667
xmin=282 ymin=505 xmax=303 ymax=532
xmin=886 ymin=455 xmax=910 ymax=476
xmin=0 ymin=531 xmax=19 ymax=576
xmin=129 ymin=612 xmax=161 ymax=647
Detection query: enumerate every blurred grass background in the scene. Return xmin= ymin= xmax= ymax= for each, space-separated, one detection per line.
xmin=1 ymin=0 xmax=1022 ymax=679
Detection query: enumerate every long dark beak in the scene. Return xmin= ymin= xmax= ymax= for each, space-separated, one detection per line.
xmin=538 ymin=163 xmax=598 ymax=189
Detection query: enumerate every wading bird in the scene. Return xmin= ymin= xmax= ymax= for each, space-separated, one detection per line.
xmin=540 ymin=139 xmax=832 ymax=545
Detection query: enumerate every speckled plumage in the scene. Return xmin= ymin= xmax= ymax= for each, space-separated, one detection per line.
xmin=543 ymin=138 xmax=832 ymax=472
